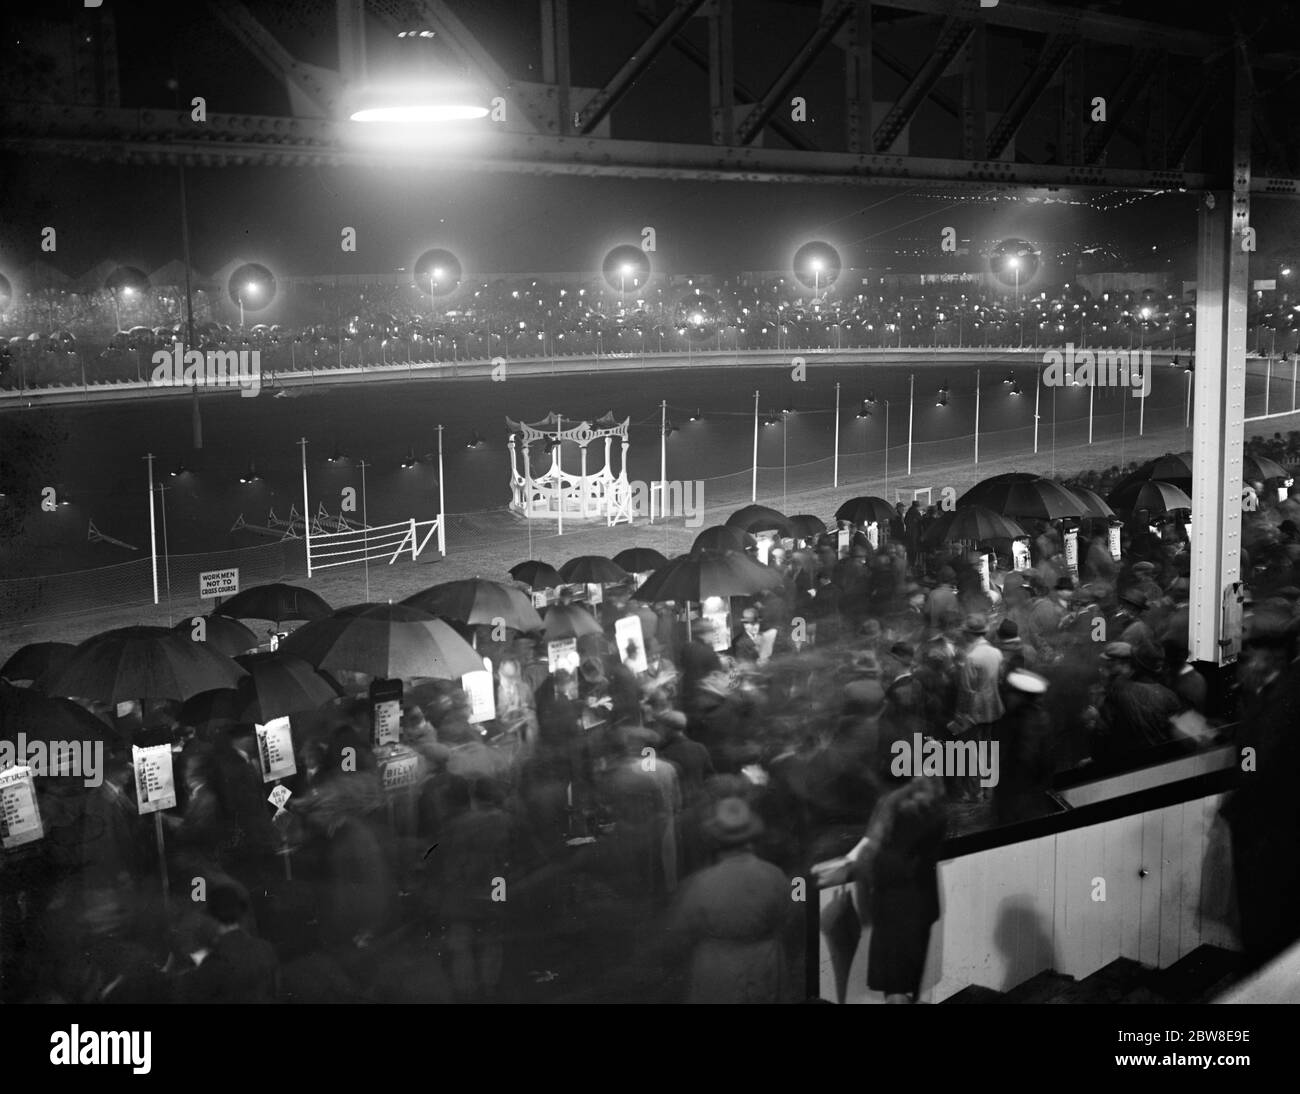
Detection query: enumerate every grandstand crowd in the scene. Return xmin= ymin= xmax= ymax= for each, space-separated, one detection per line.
xmin=3 ymin=271 xmax=1297 ymax=388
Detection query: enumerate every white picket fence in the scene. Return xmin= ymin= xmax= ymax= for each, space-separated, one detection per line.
xmin=306 ymin=516 xmax=443 ymax=574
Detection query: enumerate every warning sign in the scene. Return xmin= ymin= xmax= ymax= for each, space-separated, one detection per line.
xmin=199 ymin=568 xmax=240 ymax=600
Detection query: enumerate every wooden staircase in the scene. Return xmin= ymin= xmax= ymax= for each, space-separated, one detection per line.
xmin=941 ymin=945 xmax=1245 ymax=1004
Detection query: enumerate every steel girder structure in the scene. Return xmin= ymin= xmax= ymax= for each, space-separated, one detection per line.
xmin=1 ymin=0 xmax=1298 ymax=195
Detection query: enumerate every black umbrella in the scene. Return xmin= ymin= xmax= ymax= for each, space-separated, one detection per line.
xmin=633 ymin=549 xmax=783 ymax=603
xmin=834 ymin=496 xmax=895 ymax=525
xmin=691 ymin=525 xmax=756 ymax=554
xmin=1 ymin=642 xmax=75 ymax=687
xmin=508 ymin=560 xmax=564 ymax=590
xmin=725 ymin=504 xmax=792 ymax=535
xmin=172 ymin=614 xmax=259 ymax=658
xmin=612 ymin=547 xmax=670 ymax=573
xmin=787 ymin=514 xmax=827 ymax=540
xmin=0 ymin=681 xmax=116 ymax=746
xmin=1243 ymin=453 xmax=1290 ymax=482
xmin=1107 ymin=479 xmax=1194 ymax=515
xmin=922 ymin=505 xmax=1026 ymax=547
xmin=213 ymin=582 xmax=333 ymax=626
xmin=39 ymin=626 xmax=248 ymax=704
xmin=1110 ymin=454 xmax=1192 ymax=499
xmin=1070 ymin=487 xmax=1117 ymax=521
xmin=179 ymin=652 xmax=342 ymax=726
xmin=559 ymin=555 xmax=629 ymax=584
xmin=539 ymin=602 xmax=604 ymax=641
xmin=279 ymin=602 xmax=483 ymax=680
xmin=957 ymin=474 xmax=1087 ymax=520
xmin=402 ymin=578 xmax=543 ymax=632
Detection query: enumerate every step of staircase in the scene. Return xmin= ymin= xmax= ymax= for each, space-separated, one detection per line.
xmin=1049 ymin=958 xmax=1146 ymax=1004
xmin=940 ymin=945 xmax=1246 ymax=1004
xmin=940 ymin=984 xmax=1006 ymax=1004
xmin=1002 ymin=970 xmax=1077 ymax=1004
xmin=1143 ymin=945 xmax=1245 ymax=1003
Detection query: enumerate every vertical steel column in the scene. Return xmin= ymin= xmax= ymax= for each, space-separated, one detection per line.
xmin=1188 ymin=55 xmax=1251 ymax=667
xmin=844 ymin=0 xmax=872 ymax=154
xmin=707 ymin=0 xmax=735 ymax=145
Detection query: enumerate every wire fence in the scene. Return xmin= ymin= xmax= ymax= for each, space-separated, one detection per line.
xmin=0 ymin=539 xmax=300 ymax=625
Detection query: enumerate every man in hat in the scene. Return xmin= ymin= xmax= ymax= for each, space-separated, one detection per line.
xmin=1221 ymin=607 xmax=1300 ymax=969
xmin=1088 ymin=641 xmax=1180 ymax=765
xmin=638 ymin=636 xmax=679 ymax=704
xmin=903 ymin=500 xmax=923 ymax=564
xmin=953 ymin=614 xmax=1004 ymax=801
xmin=175 ymin=877 xmax=278 ymax=1003
xmin=655 ymin=709 xmax=714 ymax=876
xmin=1128 ymin=560 xmax=1163 ymax=599
xmin=1111 ymin=587 xmax=1155 ymax=647
xmin=597 ymin=720 xmax=682 ymax=901
xmin=927 ymin=566 xmax=960 ymax=630
xmin=664 ymin=797 xmax=796 ymax=1003
xmin=1059 ymin=584 xmax=1104 ymax=644
xmin=1031 ymin=575 xmax=1073 ymax=638
xmin=994 ymin=617 xmax=1036 ymax=677
xmin=994 ymin=669 xmax=1054 ymax=823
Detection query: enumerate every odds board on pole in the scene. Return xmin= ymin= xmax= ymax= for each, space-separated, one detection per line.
xmin=132 ymin=744 xmax=178 ymax=814
xmin=615 ymin=615 xmax=648 ymax=673
xmin=462 ymin=661 xmax=497 ymax=724
xmin=256 ymin=717 xmax=297 ymax=783
xmin=370 ymin=678 xmax=403 ymax=748
xmin=0 ymin=766 xmax=43 ymax=850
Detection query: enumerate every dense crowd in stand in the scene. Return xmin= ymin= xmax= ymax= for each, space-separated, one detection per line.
xmin=4 ymin=475 xmax=1300 ymax=1005
xmin=7 ymin=272 xmax=1296 ymax=389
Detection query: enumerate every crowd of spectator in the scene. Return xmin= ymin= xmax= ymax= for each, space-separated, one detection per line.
xmin=4 ymin=273 xmax=1297 ymax=389
xmin=5 ymin=461 xmax=1300 ymax=1004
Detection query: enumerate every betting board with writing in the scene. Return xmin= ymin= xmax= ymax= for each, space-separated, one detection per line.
xmin=372 ymin=700 xmax=401 ymax=748
xmin=132 ymin=744 xmax=177 ymax=815
xmin=377 ymin=746 xmax=422 ymax=793
xmin=615 ymin=615 xmax=647 ymax=673
xmin=547 ymin=637 xmax=579 ymax=676
xmin=256 ymin=717 xmax=297 ymax=784
xmin=462 ymin=665 xmax=497 ymax=724
xmin=0 ymin=766 xmax=44 ymax=850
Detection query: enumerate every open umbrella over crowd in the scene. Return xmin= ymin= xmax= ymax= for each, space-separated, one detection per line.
xmin=402 ymin=578 xmax=542 ymax=633
xmin=39 ymin=626 xmax=248 ymax=703
xmin=507 ymin=560 xmax=564 ymax=590
xmin=279 ymin=602 xmax=483 ymax=680
xmin=213 ymin=583 xmax=333 ymax=628
xmin=957 ymin=473 xmax=1087 ymax=521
